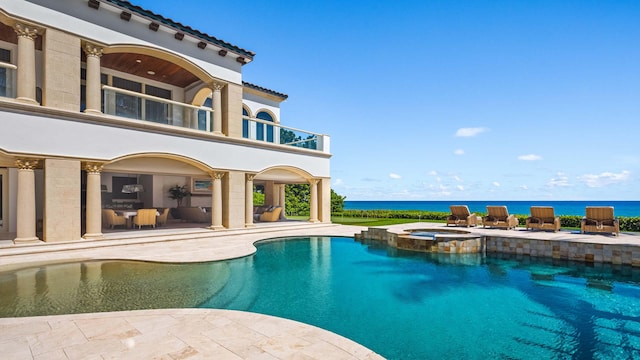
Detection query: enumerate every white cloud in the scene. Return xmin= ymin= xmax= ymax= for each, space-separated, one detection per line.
xmin=492 ymin=182 xmax=500 ymax=187
xmin=453 ymin=175 xmax=463 ymax=182
xmin=333 ymin=178 xmax=344 ymax=186
xmin=389 ymin=173 xmax=402 ymax=179
xmin=455 ymin=127 xmax=488 ymax=137
xmin=428 ymin=170 xmax=438 ymax=176
xmin=454 ymin=149 xmax=465 ymax=155
xmin=518 ymin=154 xmax=542 ymax=161
xmin=520 ymin=185 xmax=529 ymax=190
xmin=456 ymin=185 xmax=464 ymax=191
xmin=547 ymin=172 xmax=573 ymax=188
xmin=578 ymin=170 xmax=630 ymax=188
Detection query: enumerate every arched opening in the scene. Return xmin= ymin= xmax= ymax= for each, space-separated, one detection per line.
xmin=256 ymin=110 xmax=274 ymax=143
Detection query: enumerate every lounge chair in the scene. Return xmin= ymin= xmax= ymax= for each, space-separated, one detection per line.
xmin=259 ymin=206 xmax=282 ymax=222
xmin=581 ymin=206 xmax=619 ymax=236
xmin=482 ymin=206 xmax=519 ymax=230
xmin=446 ymin=205 xmax=478 ymax=227
xmin=526 ymin=206 xmax=560 ymax=232
xmin=102 ymin=209 xmax=127 ymax=229
xmin=132 ymin=209 xmax=157 ymax=229
xmin=156 ymin=208 xmax=169 ymax=226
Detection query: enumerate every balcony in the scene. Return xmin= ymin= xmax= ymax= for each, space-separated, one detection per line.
xmin=103 ymin=85 xmax=213 ymax=131
xmin=102 ymin=85 xmax=330 ymax=153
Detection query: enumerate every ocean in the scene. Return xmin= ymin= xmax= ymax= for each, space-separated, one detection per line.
xmin=344 ymin=200 xmax=640 ymax=217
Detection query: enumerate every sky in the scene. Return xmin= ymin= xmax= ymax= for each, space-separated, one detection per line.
xmin=135 ymin=0 xmax=640 ymax=201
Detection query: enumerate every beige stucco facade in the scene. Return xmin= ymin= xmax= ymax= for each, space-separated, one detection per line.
xmin=0 ymin=0 xmax=332 ymax=243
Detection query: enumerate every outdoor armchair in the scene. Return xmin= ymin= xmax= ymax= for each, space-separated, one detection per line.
xmin=102 ymin=209 xmax=127 ymax=229
xmin=581 ymin=206 xmax=619 ymax=236
xmin=526 ymin=206 xmax=560 ymax=232
xmin=132 ymin=209 xmax=157 ymax=229
xmin=482 ymin=206 xmax=519 ymax=230
xmin=446 ymin=205 xmax=478 ymax=227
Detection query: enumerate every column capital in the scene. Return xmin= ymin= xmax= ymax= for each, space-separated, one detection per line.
xmin=246 ymin=173 xmax=256 ymax=182
xmin=14 ymin=23 xmax=40 ymax=40
xmin=15 ymin=159 xmax=39 ymax=170
xmin=308 ymin=178 xmax=319 ymax=186
xmin=211 ymin=81 xmax=225 ymax=91
xmin=84 ymin=43 xmax=104 ymax=58
xmin=83 ymin=162 xmax=104 ymax=174
xmin=210 ymin=171 xmax=226 ymax=180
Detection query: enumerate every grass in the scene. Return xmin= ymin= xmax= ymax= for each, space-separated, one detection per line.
xmin=331 ymin=217 xmax=443 ymax=227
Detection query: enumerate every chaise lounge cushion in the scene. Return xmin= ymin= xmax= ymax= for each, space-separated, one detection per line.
xmin=526 ymin=206 xmax=560 ymax=232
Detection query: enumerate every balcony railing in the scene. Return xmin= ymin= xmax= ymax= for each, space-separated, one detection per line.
xmin=243 ymin=116 xmax=330 ymax=153
xmin=102 ymin=85 xmax=213 ymax=131
xmin=0 ymin=62 xmax=17 ymax=99
xmin=101 ymin=86 xmax=330 ymax=153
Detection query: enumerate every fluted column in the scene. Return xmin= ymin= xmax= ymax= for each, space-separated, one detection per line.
xmin=14 ymin=23 xmax=39 ymax=104
xmin=309 ymin=179 xmax=319 ymax=223
xmin=84 ymin=43 xmax=103 ymax=114
xmin=211 ymin=82 xmax=224 ymax=135
xmin=209 ymin=172 xmax=225 ymax=230
xmin=83 ymin=163 xmax=103 ymax=239
xmin=245 ymin=173 xmax=256 ymax=228
xmin=14 ymin=159 xmax=40 ymax=243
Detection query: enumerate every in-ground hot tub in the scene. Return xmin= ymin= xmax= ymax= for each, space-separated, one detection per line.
xmin=397 ymin=228 xmax=484 ymax=254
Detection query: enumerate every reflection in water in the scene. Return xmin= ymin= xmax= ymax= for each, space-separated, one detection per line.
xmin=2 ymin=237 xmax=640 ymax=359
xmin=0 ymin=261 xmax=229 ymax=317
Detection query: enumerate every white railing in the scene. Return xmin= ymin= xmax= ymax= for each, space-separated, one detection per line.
xmin=0 ymin=62 xmax=17 ymax=99
xmin=102 ymin=85 xmax=213 ymax=131
xmin=243 ymin=116 xmax=330 ymax=153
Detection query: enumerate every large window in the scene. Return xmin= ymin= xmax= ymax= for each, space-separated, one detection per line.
xmin=0 ymin=48 xmax=11 ymax=98
xmin=256 ymin=111 xmax=274 ymax=142
xmin=113 ymin=77 xmax=142 ymax=119
xmin=242 ymin=108 xmax=249 ymax=138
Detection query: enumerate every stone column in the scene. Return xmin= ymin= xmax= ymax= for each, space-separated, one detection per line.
xmin=209 ymin=171 xmax=225 ymax=230
xmin=83 ymin=163 xmax=103 ymax=239
xmin=278 ymin=184 xmax=286 ymax=211
xmin=309 ymin=179 xmax=319 ymax=223
xmin=245 ymin=173 xmax=256 ymax=228
xmin=84 ymin=43 xmax=103 ymax=114
xmin=14 ymin=159 xmax=40 ymax=243
xmin=14 ymin=23 xmax=39 ymax=105
xmin=212 ymin=82 xmax=224 ymax=135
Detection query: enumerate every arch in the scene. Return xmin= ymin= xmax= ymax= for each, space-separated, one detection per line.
xmin=103 ymin=44 xmax=212 ymax=83
xmin=105 ymin=152 xmax=216 ymax=175
xmin=255 ymin=108 xmax=278 ymax=124
xmin=191 ymin=86 xmax=213 ymax=107
xmin=255 ymin=109 xmax=276 ymax=143
xmin=242 ymin=105 xmax=252 ymax=138
xmin=255 ymin=165 xmax=314 ymax=182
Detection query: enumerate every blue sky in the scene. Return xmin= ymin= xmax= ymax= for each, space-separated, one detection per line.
xmin=136 ymin=0 xmax=639 ymax=201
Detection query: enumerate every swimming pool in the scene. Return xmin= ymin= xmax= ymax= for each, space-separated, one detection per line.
xmin=2 ymin=236 xmax=640 ymax=359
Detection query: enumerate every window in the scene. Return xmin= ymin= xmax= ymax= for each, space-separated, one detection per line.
xmin=113 ymin=77 xmax=142 ymax=119
xmin=0 ymin=48 xmax=11 ymax=97
xmin=145 ymin=84 xmax=171 ymax=124
xmin=256 ymin=111 xmax=274 ymax=142
xmin=197 ymin=98 xmax=212 ymax=131
xmin=242 ymin=108 xmax=249 ymax=138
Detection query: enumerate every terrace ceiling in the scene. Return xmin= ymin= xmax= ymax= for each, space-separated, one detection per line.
xmin=100 ymin=52 xmax=200 ymax=88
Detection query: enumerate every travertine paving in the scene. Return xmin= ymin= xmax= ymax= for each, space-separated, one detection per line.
xmin=1 ymin=221 xmax=638 ymax=359
xmin=0 ymin=223 xmax=386 ymax=359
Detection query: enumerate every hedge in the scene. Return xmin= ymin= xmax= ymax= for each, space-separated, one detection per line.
xmin=334 ymin=210 xmax=640 ymax=233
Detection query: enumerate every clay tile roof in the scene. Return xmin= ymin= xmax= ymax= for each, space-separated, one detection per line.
xmin=243 ymin=81 xmax=288 ymax=100
xmin=103 ymin=0 xmax=255 ymax=59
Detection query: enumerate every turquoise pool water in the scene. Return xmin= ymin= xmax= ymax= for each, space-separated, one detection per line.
xmin=2 ymin=237 xmax=640 ymax=359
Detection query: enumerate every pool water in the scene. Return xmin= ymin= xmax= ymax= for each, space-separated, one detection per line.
xmin=2 ymin=237 xmax=640 ymax=359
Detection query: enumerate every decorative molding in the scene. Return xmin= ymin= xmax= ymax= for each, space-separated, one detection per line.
xmin=211 ymin=82 xmax=225 ymax=92
xmin=83 ymin=162 xmax=103 ymax=174
xmin=174 ymin=32 xmax=185 ymax=40
xmin=88 ymin=0 xmax=100 ymax=10
xmin=148 ymin=22 xmax=159 ymax=32
xmin=197 ymin=41 xmax=207 ymax=49
xmin=308 ymin=179 xmax=319 ymax=186
xmin=211 ymin=171 xmax=225 ymax=180
xmin=84 ymin=43 xmax=103 ymax=58
xmin=120 ymin=11 xmax=131 ymax=21
xmin=15 ymin=159 xmax=39 ymax=170
xmin=218 ymin=49 xmax=227 ymax=57
xmin=246 ymin=173 xmax=256 ymax=182
xmin=236 ymin=57 xmax=246 ymax=64
xmin=14 ymin=23 xmax=39 ymax=40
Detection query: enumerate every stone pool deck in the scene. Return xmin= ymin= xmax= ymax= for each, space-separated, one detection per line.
xmin=1 ymin=221 xmax=639 ymax=359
